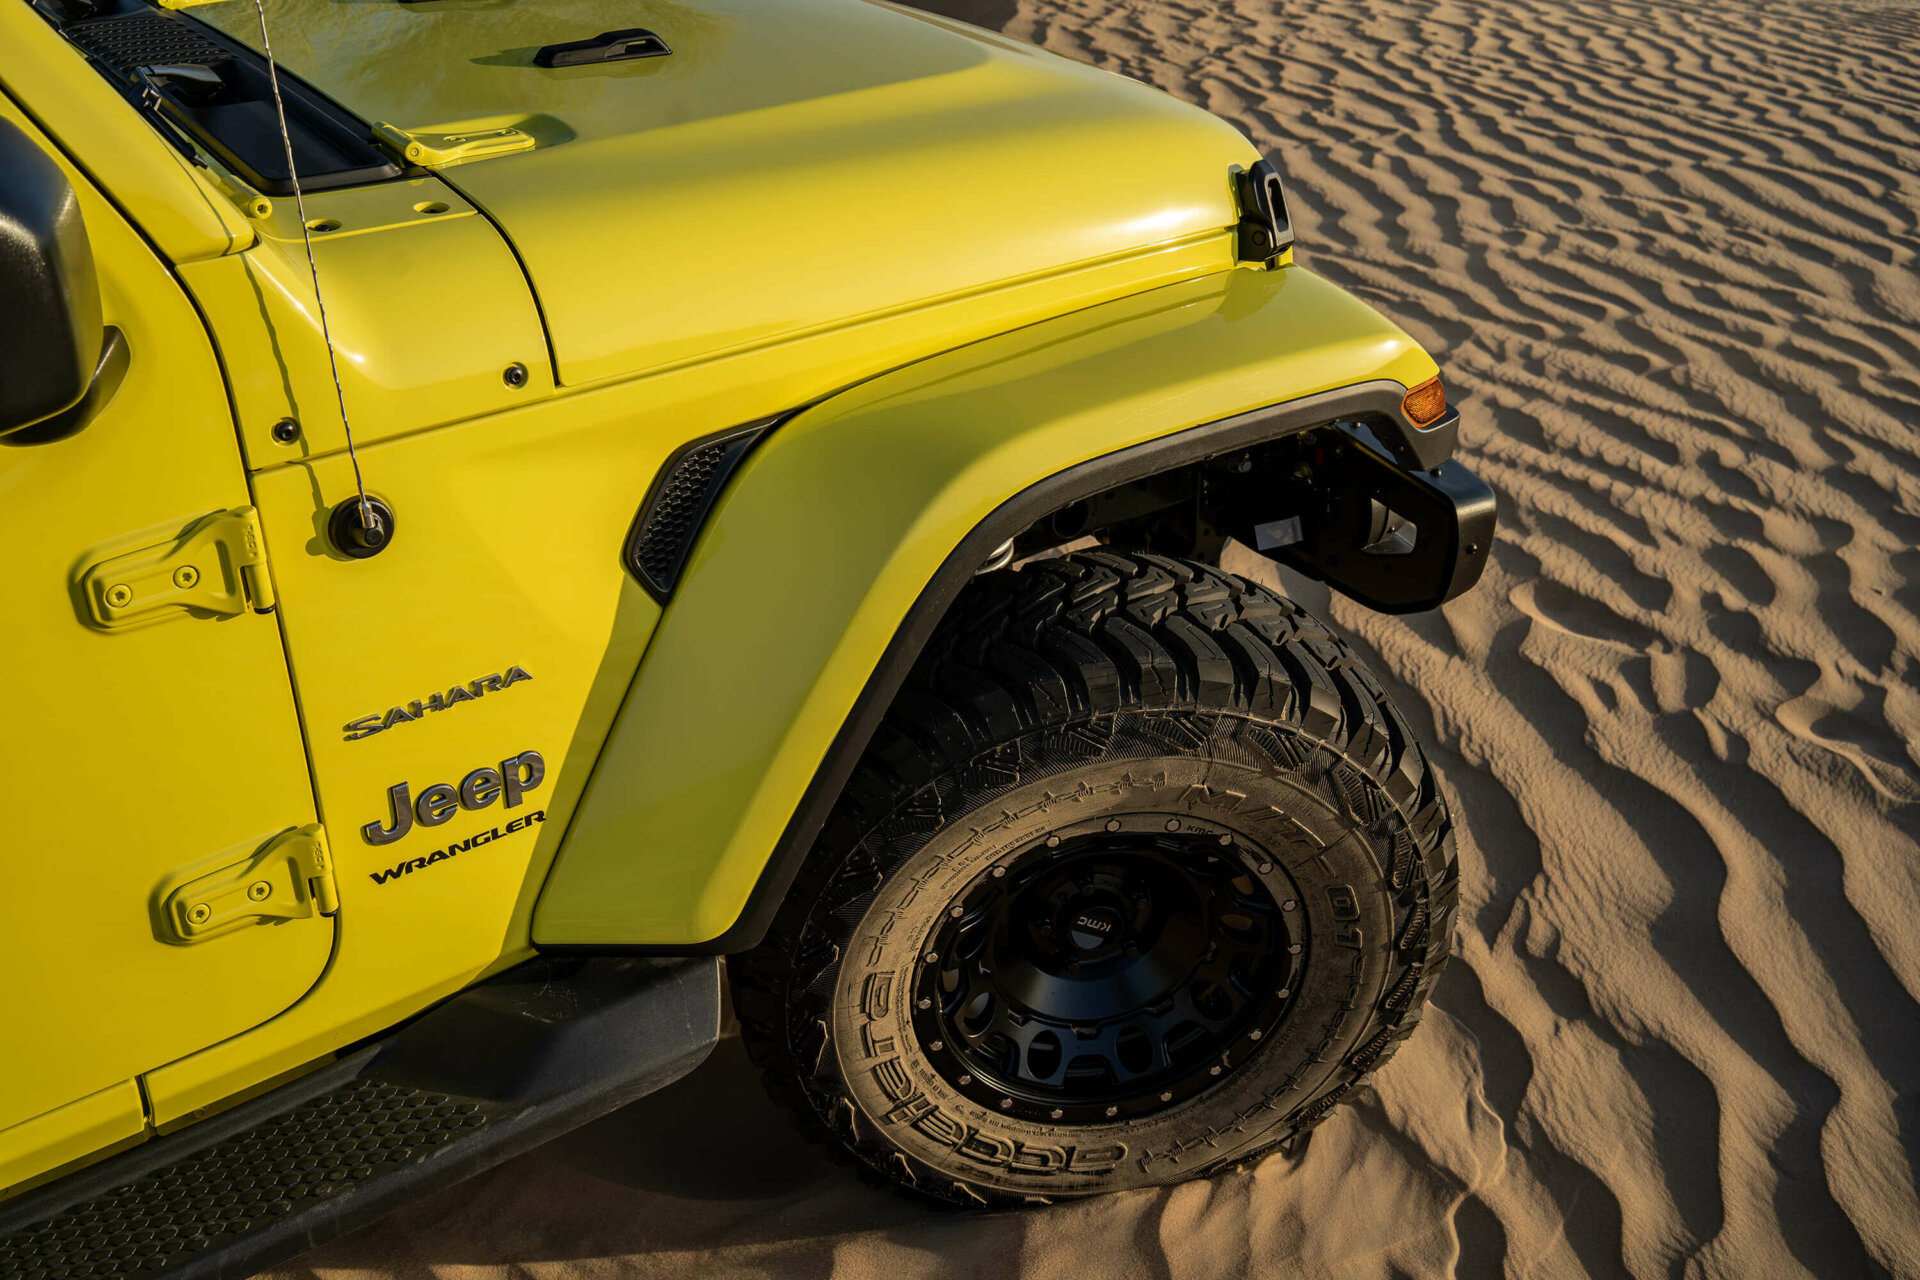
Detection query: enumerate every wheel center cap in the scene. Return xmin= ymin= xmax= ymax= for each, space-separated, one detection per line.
xmin=1066 ymin=903 xmax=1124 ymax=954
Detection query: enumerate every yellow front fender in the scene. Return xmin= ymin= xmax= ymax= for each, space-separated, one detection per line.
xmin=533 ymin=263 xmax=1440 ymax=947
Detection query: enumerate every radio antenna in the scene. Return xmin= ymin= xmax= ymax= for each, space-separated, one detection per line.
xmin=249 ymin=0 xmax=378 ymax=540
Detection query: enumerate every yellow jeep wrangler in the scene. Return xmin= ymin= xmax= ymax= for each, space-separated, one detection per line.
xmin=0 ymin=0 xmax=1493 ymax=1270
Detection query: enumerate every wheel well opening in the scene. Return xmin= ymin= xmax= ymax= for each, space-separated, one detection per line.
xmin=1001 ymin=416 xmax=1396 ymax=569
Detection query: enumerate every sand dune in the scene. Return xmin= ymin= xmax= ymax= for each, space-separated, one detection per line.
xmin=271 ymin=1 xmax=1920 ymax=1276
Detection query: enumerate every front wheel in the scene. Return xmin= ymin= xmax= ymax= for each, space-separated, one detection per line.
xmin=730 ymin=551 xmax=1457 ymax=1204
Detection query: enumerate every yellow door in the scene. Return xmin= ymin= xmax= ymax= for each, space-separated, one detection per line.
xmin=0 ymin=102 xmax=332 ymax=1186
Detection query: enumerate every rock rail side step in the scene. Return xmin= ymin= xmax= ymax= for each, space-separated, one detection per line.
xmin=0 ymin=956 xmax=722 ymax=1280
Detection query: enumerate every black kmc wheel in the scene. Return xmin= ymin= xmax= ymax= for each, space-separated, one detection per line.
xmin=730 ymin=551 xmax=1458 ymax=1205
xmin=915 ymin=820 xmax=1306 ymax=1127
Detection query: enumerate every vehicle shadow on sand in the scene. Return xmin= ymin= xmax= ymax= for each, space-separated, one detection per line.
xmin=271 ymin=1017 xmax=1416 ymax=1279
xmin=539 ymin=1032 xmax=852 ymax=1206
xmin=279 ymin=1030 xmax=1170 ymax=1275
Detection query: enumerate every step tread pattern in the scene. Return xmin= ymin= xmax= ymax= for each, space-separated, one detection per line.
xmin=1 ymin=1081 xmax=491 ymax=1280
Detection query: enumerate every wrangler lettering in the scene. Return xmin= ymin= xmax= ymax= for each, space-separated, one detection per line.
xmin=366 ymin=811 xmax=546 ymax=886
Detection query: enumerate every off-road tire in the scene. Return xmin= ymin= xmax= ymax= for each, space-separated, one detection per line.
xmin=730 ymin=550 xmax=1457 ymax=1205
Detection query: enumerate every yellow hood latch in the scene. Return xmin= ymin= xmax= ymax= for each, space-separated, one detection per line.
xmin=371 ymin=121 xmax=537 ymax=168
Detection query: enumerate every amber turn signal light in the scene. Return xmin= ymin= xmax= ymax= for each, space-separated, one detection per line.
xmin=1401 ymin=377 xmax=1447 ymax=427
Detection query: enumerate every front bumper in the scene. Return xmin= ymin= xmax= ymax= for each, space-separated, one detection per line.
xmin=1244 ymin=417 xmax=1497 ymax=614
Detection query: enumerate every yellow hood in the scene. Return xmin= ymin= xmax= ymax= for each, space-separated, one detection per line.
xmin=200 ymin=0 xmax=1261 ymax=386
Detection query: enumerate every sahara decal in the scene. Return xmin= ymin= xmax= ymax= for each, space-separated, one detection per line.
xmin=363 ymin=749 xmax=545 ymax=846
xmin=367 ymin=811 xmax=547 ymax=886
xmin=343 ymin=666 xmax=533 ymax=741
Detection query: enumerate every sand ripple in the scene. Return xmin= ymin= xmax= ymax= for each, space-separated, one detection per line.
xmin=1005 ymin=0 xmax=1920 ymax=1273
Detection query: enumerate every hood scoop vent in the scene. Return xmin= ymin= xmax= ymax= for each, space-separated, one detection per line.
xmin=534 ymin=27 xmax=671 ymax=68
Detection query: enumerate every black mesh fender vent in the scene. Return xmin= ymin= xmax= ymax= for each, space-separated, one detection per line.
xmin=0 ymin=1080 xmax=493 ymax=1280
xmin=624 ymin=416 xmax=783 ymax=601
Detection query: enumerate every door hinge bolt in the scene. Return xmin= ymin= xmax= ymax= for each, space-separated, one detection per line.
xmin=173 ymin=565 xmax=200 ymax=589
xmin=247 ymin=881 xmax=272 ymax=902
xmin=186 ymin=903 xmax=212 ymax=925
xmin=105 ymin=584 xmax=133 ymax=608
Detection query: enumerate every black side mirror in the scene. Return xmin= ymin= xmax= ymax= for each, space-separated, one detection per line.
xmin=0 ymin=118 xmax=110 ymax=441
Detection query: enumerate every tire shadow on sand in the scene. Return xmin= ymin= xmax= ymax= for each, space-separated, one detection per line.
xmin=540 ymin=1033 xmax=850 ymax=1206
